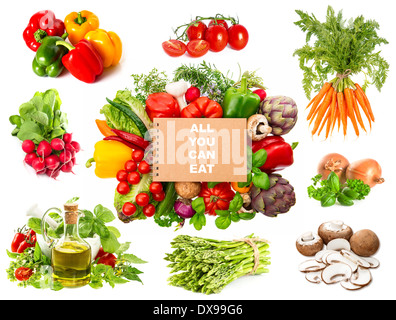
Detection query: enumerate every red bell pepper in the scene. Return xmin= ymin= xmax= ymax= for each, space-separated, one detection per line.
xmin=199 ymin=182 xmax=235 ymax=216
xmin=145 ymin=92 xmax=180 ymax=121
xmin=56 ymin=39 xmax=103 ymax=83
xmin=252 ymin=136 xmax=297 ymax=174
xmin=23 ymin=10 xmax=65 ymax=52
xmin=95 ymin=247 xmax=117 ymax=268
xmin=181 ymin=96 xmax=223 ymax=118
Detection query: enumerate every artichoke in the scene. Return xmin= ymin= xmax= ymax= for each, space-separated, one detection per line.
xmin=251 ymin=174 xmax=296 ymax=217
xmin=260 ymin=96 xmax=298 ymax=135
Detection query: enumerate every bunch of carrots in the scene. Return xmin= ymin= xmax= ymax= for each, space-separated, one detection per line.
xmin=306 ymin=76 xmax=374 ymax=139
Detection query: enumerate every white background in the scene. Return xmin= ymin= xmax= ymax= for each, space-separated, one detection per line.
xmin=0 ymin=0 xmax=394 ymax=301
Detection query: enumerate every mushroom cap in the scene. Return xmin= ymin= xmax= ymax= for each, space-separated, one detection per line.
xmin=318 ymin=220 xmax=353 ymax=244
xmin=350 ymin=229 xmax=380 ymax=257
xmin=296 ymin=232 xmax=324 ymax=256
xmin=247 ymin=114 xmax=272 ymax=141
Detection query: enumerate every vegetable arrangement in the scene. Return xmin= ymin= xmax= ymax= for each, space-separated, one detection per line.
xmin=88 ymin=63 xmax=299 ymax=230
xmin=6 ymin=200 xmax=146 ymax=289
xmin=9 ymin=89 xmax=81 ymax=179
xmin=162 ymin=14 xmax=249 ymax=58
xmin=294 ymin=6 xmax=389 ymax=138
xmin=23 ymin=10 xmax=122 ymax=83
xmin=165 ymin=234 xmax=270 ymax=294
xmin=308 ymin=153 xmax=384 ymax=207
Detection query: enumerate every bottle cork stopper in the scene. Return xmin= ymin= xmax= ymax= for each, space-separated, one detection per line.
xmin=64 ymin=203 xmax=79 ymax=225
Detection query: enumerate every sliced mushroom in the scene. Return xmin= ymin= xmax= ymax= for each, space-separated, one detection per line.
xmin=364 ymin=257 xmax=380 ymax=269
xmin=340 ymin=280 xmax=363 ymax=291
xmin=326 ymin=238 xmax=351 ymax=251
xmin=247 ymin=114 xmax=272 ymax=141
xmin=321 ymin=263 xmax=353 ymax=284
xmin=305 ymin=271 xmax=322 ymax=284
xmin=325 ymin=252 xmax=358 ymax=272
xmin=340 ymin=250 xmax=371 ymax=269
xmin=350 ymin=267 xmax=372 ymax=287
xmin=298 ymin=259 xmax=327 ymax=273
xmin=296 ymin=232 xmax=324 ymax=256
xmin=318 ymin=220 xmax=353 ymax=244
xmin=315 ymin=249 xmax=337 ymax=263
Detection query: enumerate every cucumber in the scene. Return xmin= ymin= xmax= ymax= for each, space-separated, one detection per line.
xmin=155 ymin=182 xmax=177 ymax=217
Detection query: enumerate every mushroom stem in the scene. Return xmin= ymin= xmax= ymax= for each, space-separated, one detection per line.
xmin=301 ymin=232 xmax=315 ymax=242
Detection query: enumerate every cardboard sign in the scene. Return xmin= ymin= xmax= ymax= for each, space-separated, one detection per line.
xmin=152 ymin=118 xmax=248 ymax=182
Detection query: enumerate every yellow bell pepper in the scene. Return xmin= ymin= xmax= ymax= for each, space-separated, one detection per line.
xmin=64 ymin=10 xmax=100 ymax=45
xmin=86 ymin=140 xmax=132 ymax=178
xmin=84 ymin=29 xmax=122 ymax=68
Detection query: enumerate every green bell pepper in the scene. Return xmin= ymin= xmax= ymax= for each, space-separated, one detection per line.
xmin=222 ymin=76 xmax=261 ymax=118
xmin=32 ymin=35 xmax=68 ymax=77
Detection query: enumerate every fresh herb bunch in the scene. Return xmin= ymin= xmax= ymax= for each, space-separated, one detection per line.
xmin=165 ymin=234 xmax=270 ymax=294
xmin=173 ymin=61 xmax=235 ymax=104
xmin=307 ymin=172 xmax=371 ymax=207
xmin=294 ymin=6 xmax=389 ymax=99
xmin=131 ymin=68 xmax=169 ymax=104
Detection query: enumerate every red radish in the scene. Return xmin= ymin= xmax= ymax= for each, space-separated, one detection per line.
xmin=46 ymin=168 xmax=60 ymax=179
xmin=65 ymin=143 xmax=76 ymax=158
xmin=59 ymin=150 xmax=72 ymax=163
xmin=51 ymin=138 xmax=65 ymax=151
xmin=185 ymin=86 xmax=201 ymax=103
xmin=60 ymin=161 xmax=74 ymax=173
xmin=70 ymin=141 xmax=81 ymax=153
xmin=253 ymin=89 xmax=267 ymax=102
xmin=45 ymin=154 xmax=60 ymax=170
xmin=32 ymin=157 xmax=45 ymax=173
xmin=63 ymin=133 xmax=73 ymax=144
xmin=24 ymin=153 xmax=38 ymax=166
xmin=22 ymin=140 xmax=36 ymax=153
xmin=36 ymin=141 xmax=52 ymax=157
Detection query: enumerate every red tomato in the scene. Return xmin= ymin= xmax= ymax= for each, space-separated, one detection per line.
xmin=136 ymin=193 xmax=150 ymax=207
xmin=11 ymin=232 xmax=26 ymax=253
xmin=209 ymin=19 xmax=229 ymax=30
xmin=187 ymin=40 xmax=210 ymax=57
xmin=199 ymin=182 xmax=235 ymax=216
xmin=204 ymin=25 xmax=228 ymax=52
xmin=149 ymin=182 xmax=163 ymax=194
xmin=143 ymin=204 xmax=156 ymax=217
xmin=124 ymin=160 xmax=137 ymax=172
xmin=132 ymin=149 xmax=144 ymax=162
xmin=162 ymin=40 xmax=187 ymax=57
xmin=117 ymin=181 xmax=130 ymax=195
xmin=116 ymin=170 xmax=128 ymax=182
xmin=15 ymin=267 xmax=33 ymax=281
xmin=186 ymin=21 xmax=207 ymax=40
xmin=127 ymin=171 xmax=141 ymax=185
xmin=122 ymin=202 xmax=137 ymax=216
xmin=138 ymin=161 xmax=151 ymax=174
xmin=152 ymin=191 xmax=166 ymax=202
xmin=227 ymin=24 xmax=249 ymax=50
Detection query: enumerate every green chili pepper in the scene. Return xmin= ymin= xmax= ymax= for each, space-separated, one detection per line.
xmin=222 ymin=76 xmax=261 ymax=118
xmin=32 ymin=34 xmax=68 ymax=78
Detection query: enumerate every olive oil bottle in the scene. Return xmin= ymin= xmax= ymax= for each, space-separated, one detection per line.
xmin=51 ymin=203 xmax=91 ymax=287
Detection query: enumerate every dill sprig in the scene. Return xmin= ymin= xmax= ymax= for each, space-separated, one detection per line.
xmin=294 ymin=6 xmax=389 ymax=99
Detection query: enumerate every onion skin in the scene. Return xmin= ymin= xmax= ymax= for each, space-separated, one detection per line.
xmin=318 ymin=153 xmax=350 ymax=184
xmin=346 ymin=159 xmax=385 ymax=188
xmin=174 ymin=199 xmax=196 ymax=219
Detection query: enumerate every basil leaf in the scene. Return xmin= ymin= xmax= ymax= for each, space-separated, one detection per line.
xmin=215 ymin=215 xmax=232 ymax=229
xmin=252 ymin=149 xmax=267 ymax=168
xmin=252 ymin=171 xmax=270 ymax=190
xmin=192 ymin=197 xmax=206 ymax=214
xmin=228 ymin=192 xmax=243 ymax=212
xmin=94 ymin=204 xmax=116 ymax=223
xmin=320 ymin=193 xmax=336 ymax=207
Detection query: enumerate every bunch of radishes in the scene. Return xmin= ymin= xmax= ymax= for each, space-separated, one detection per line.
xmin=22 ymin=133 xmax=81 ymax=179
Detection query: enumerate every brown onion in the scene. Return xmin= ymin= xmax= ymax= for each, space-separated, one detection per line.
xmin=318 ymin=153 xmax=350 ymax=184
xmin=346 ymin=159 xmax=384 ymax=188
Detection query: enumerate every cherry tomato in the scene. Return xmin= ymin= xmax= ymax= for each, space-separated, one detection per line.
xmin=187 ymin=40 xmax=210 ymax=58
xmin=149 ymin=182 xmax=163 ymax=194
xmin=124 ymin=160 xmax=138 ymax=172
xmin=204 ymin=25 xmax=228 ymax=52
xmin=127 ymin=171 xmax=141 ymax=185
xmin=16 ymin=240 xmax=34 ymax=253
xmin=122 ymin=202 xmax=137 ymax=216
xmin=132 ymin=149 xmax=145 ymax=162
xmin=186 ymin=21 xmax=207 ymax=41
xmin=162 ymin=40 xmax=187 ymax=57
xmin=136 ymin=193 xmax=150 ymax=207
xmin=11 ymin=232 xmax=26 ymax=253
xmin=227 ymin=24 xmax=249 ymax=50
xmin=15 ymin=267 xmax=33 ymax=281
xmin=116 ymin=169 xmax=128 ymax=182
xmin=143 ymin=204 xmax=156 ymax=217
xmin=152 ymin=191 xmax=166 ymax=202
xmin=138 ymin=161 xmax=151 ymax=174
xmin=209 ymin=19 xmax=229 ymax=30
xmin=117 ymin=181 xmax=130 ymax=195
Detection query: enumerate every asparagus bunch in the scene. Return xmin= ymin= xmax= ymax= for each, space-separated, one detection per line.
xmin=165 ymin=234 xmax=270 ymax=294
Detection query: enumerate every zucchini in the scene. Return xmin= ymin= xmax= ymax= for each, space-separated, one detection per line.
xmin=155 ymin=182 xmax=178 ymax=217
xmin=106 ymin=97 xmax=148 ymax=137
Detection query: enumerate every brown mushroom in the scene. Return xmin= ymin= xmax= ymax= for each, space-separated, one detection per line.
xmin=296 ymin=232 xmax=324 ymax=256
xmin=174 ymin=182 xmax=202 ymax=199
xmin=350 ymin=229 xmax=380 ymax=257
xmin=247 ymin=114 xmax=272 ymax=141
xmin=318 ymin=220 xmax=353 ymax=245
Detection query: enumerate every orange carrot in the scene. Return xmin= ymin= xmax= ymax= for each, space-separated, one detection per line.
xmin=327 ymin=90 xmax=337 ymax=138
xmin=337 ymin=91 xmax=347 ymax=136
xmin=355 ymin=83 xmax=375 ymax=121
xmin=352 ymin=91 xmax=366 ymax=132
xmin=331 ymin=103 xmax=339 ymax=134
xmin=354 ymin=88 xmax=372 ymax=129
xmin=306 ymin=82 xmax=332 ymax=121
xmin=305 ymin=93 xmax=317 ymax=110
xmin=344 ymin=88 xmax=359 ymax=136
xmin=318 ymin=107 xmax=331 ymax=136
xmin=312 ymin=86 xmax=334 ymax=135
